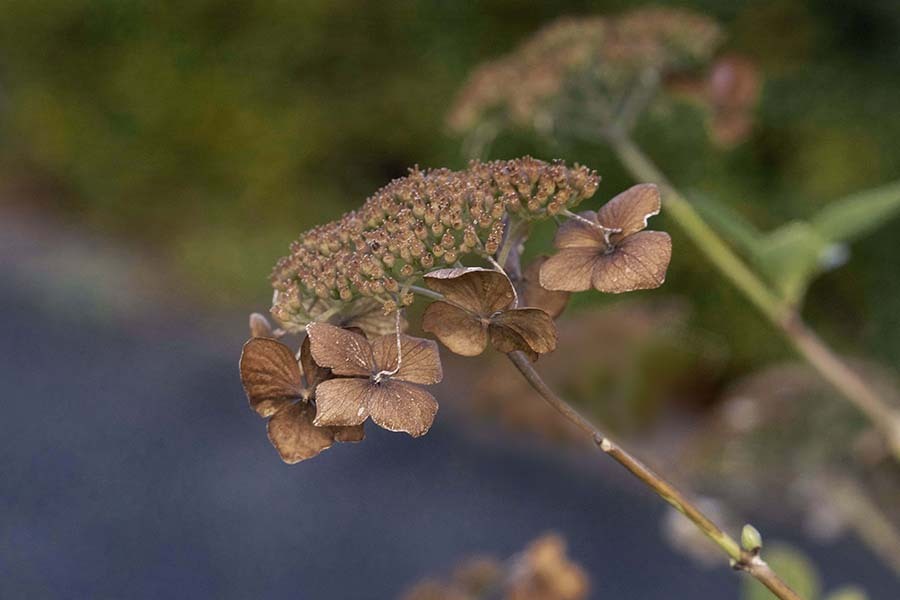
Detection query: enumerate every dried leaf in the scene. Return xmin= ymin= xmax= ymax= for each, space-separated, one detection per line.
xmin=591 ymin=231 xmax=672 ymax=293
xmin=307 ymin=323 xmax=374 ymax=377
xmin=239 ymin=338 xmax=303 ymax=417
xmin=367 ymin=380 xmax=439 ymax=437
xmin=596 ymin=183 xmax=660 ymax=239
xmin=422 ymin=301 xmax=490 ymax=356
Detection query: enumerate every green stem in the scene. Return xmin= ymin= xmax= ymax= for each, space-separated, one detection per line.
xmin=607 ymin=132 xmax=900 ymax=461
xmin=507 ymin=351 xmax=802 ymax=600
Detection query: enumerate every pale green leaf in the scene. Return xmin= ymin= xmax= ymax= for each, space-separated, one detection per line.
xmin=811 ymin=180 xmax=900 ymax=243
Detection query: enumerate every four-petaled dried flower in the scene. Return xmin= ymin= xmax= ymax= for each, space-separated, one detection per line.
xmin=239 ymin=335 xmax=364 ymax=464
xmin=422 ymin=267 xmax=557 ymax=361
xmin=307 ymin=323 xmax=443 ymax=437
xmin=540 ymin=183 xmax=672 ymax=293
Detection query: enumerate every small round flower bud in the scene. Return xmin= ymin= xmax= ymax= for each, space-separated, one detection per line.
xmin=741 ymin=524 xmax=762 ymax=553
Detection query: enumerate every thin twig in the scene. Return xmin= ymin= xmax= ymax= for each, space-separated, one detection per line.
xmin=606 ymin=131 xmax=900 ymax=461
xmin=506 ymin=351 xmax=802 ymax=600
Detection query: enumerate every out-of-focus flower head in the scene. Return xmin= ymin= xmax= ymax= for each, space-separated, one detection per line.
xmin=400 ymin=533 xmax=588 ymax=600
xmin=448 ymin=7 xmax=724 ymax=137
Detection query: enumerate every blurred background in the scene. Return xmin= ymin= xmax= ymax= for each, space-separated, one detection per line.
xmin=2 ymin=1 xmax=899 ymax=598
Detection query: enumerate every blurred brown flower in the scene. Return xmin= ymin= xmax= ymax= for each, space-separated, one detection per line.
xmin=307 ymin=323 xmax=443 ymax=437
xmin=507 ymin=534 xmax=589 ymax=600
xmin=400 ymin=533 xmax=588 ymax=600
xmin=422 ymin=267 xmax=557 ymax=360
xmin=706 ymin=54 xmax=761 ymax=147
xmin=239 ymin=335 xmax=364 ymax=464
xmin=540 ymin=183 xmax=671 ymax=293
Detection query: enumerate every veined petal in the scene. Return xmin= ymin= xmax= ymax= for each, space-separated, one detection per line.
xmin=424 ymin=267 xmax=515 ymax=314
xmin=266 ymin=401 xmax=335 ymax=464
xmin=552 ymin=212 xmax=606 ymax=249
xmin=591 ymin=231 xmax=672 ymax=293
xmin=239 ymin=338 xmax=303 ymax=418
xmin=372 ymin=333 xmax=444 ymax=385
xmin=422 ymin=301 xmax=490 ymax=357
xmin=367 ymin=381 xmax=438 ymax=437
xmin=538 ymin=248 xmax=598 ymax=292
xmin=491 ymin=308 xmax=557 ymax=355
xmin=313 ymin=377 xmax=373 ymax=427
xmin=307 ymin=323 xmax=374 ymax=377
xmin=597 ymin=183 xmax=661 ymax=238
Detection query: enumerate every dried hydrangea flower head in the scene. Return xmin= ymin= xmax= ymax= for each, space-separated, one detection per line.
xmin=448 ymin=7 xmax=723 ymax=136
xmin=239 ymin=333 xmax=364 ymax=464
xmin=540 ymin=183 xmax=672 ymax=293
xmin=307 ymin=323 xmax=443 ymax=437
xmin=269 ymin=158 xmax=599 ymax=333
xmin=422 ymin=267 xmax=557 ymax=360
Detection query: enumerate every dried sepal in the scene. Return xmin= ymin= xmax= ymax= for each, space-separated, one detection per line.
xmin=520 ymin=257 xmax=570 ymax=319
xmin=307 ymin=323 xmax=443 ymax=437
xmin=422 ymin=267 xmax=557 ymax=360
xmin=239 ymin=336 xmax=365 ymax=464
xmin=249 ymin=312 xmax=275 ymax=338
xmin=307 ymin=324 xmax=375 ymax=377
xmin=239 ymin=338 xmax=303 ymax=417
xmin=266 ymin=402 xmax=339 ymax=464
xmin=540 ymin=184 xmax=672 ymax=294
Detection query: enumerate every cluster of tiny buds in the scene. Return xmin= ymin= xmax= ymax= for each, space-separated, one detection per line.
xmin=270 ymin=157 xmax=599 ymax=329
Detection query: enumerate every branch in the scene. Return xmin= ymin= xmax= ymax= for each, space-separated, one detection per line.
xmin=606 ymin=131 xmax=900 ymax=462
xmin=507 ymin=351 xmax=803 ymax=600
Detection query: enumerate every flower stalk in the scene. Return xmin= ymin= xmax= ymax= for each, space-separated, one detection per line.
xmin=606 ymin=130 xmax=900 ymax=462
xmin=506 ymin=350 xmax=802 ymax=600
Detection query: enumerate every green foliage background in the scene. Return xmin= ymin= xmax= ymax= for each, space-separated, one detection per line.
xmin=2 ymin=0 xmax=900 ymax=371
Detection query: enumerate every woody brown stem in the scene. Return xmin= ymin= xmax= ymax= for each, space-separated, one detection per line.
xmin=607 ymin=131 xmax=900 ymax=462
xmin=507 ymin=350 xmax=802 ymax=600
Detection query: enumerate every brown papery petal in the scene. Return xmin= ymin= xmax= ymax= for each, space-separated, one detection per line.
xmin=371 ymin=334 xmax=444 ymax=385
xmin=424 ymin=267 xmax=515 ymax=315
xmin=307 ymin=323 xmax=374 ymax=377
xmin=299 ymin=335 xmax=330 ymax=392
xmin=239 ymin=338 xmax=303 ymax=418
xmin=333 ymin=423 xmax=366 ymax=443
xmin=491 ymin=308 xmax=557 ymax=355
xmin=367 ymin=381 xmax=438 ymax=437
xmin=312 ymin=377 xmax=373 ymax=427
xmin=552 ymin=213 xmax=606 ymax=250
xmin=597 ymin=183 xmax=661 ymax=238
xmin=422 ymin=301 xmax=490 ymax=357
xmin=521 ymin=257 xmax=570 ymax=319
xmin=538 ymin=248 xmax=598 ymax=292
xmin=591 ymin=231 xmax=672 ymax=293
xmin=489 ymin=326 xmax=539 ymax=362
xmin=249 ymin=313 xmax=274 ymax=338
xmin=266 ymin=401 xmax=335 ymax=464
